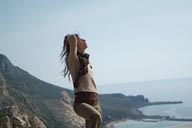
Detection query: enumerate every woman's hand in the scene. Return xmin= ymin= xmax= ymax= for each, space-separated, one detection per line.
xmin=67 ymin=34 xmax=77 ymax=44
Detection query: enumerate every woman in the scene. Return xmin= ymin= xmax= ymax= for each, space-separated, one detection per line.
xmin=60 ymin=34 xmax=102 ymax=128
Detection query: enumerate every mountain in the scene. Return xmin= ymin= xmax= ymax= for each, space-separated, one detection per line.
xmin=0 ymin=54 xmax=149 ymax=128
xmin=0 ymin=54 xmax=84 ymax=128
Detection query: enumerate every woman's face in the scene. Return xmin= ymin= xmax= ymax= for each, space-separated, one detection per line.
xmin=77 ymin=37 xmax=87 ymax=52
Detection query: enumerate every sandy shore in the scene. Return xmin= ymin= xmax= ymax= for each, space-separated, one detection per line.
xmin=170 ymin=124 xmax=192 ymax=128
xmin=106 ymin=121 xmax=192 ymax=128
xmin=105 ymin=122 xmax=114 ymax=128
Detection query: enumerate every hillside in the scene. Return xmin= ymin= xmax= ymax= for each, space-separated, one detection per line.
xmin=0 ymin=54 xmax=84 ymax=128
xmin=0 ymin=54 xmax=150 ymax=128
xmin=99 ymin=94 xmax=148 ymax=123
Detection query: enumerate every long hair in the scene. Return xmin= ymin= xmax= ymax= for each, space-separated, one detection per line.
xmin=60 ymin=34 xmax=79 ymax=80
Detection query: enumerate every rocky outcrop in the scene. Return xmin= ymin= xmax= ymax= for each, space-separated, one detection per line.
xmin=60 ymin=91 xmax=73 ymax=104
xmin=44 ymin=90 xmax=85 ymax=128
xmin=0 ymin=105 xmax=46 ymax=128
xmin=0 ymin=72 xmax=9 ymax=96
xmin=0 ymin=54 xmax=14 ymax=72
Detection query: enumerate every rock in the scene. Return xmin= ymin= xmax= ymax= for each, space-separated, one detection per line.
xmin=60 ymin=91 xmax=72 ymax=104
xmin=29 ymin=116 xmax=46 ymax=128
xmin=0 ymin=116 xmax=12 ymax=128
xmin=0 ymin=72 xmax=9 ymax=96
xmin=0 ymin=105 xmax=46 ymax=128
xmin=0 ymin=54 xmax=14 ymax=72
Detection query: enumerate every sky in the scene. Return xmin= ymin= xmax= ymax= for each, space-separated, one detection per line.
xmin=0 ymin=0 xmax=192 ymax=92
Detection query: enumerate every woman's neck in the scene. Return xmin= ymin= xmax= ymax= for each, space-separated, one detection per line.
xmin=78 ymin=50 xmax=85 ymax=54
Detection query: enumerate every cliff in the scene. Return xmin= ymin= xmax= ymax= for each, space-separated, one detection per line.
xmin=0 ymin=54 xmax=84 ymax=128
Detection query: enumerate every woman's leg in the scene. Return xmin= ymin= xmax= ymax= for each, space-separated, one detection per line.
xmin=74 ymin=103 xmax=102 ymax=128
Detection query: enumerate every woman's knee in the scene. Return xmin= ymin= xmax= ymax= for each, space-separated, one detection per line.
xmin=91 ymin=112 xmax=102 ymax=122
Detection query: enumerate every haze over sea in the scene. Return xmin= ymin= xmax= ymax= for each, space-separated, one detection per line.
xmin=97 ymin=77 xmax=192 ymax=128
xmin=98 ymin=77 xmax=192 ymax=105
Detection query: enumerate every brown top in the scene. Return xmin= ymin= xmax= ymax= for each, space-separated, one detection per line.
xmin=68 ymin=57 xmax=98 ymax=93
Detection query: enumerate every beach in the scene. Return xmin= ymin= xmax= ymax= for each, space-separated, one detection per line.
xmin=105 ymin=122 xmax=114 ymax=128
xmin=171 ymin=124 xmax=192 ymax=128
xmin=112 ymin=119 xmax=192 ymax=128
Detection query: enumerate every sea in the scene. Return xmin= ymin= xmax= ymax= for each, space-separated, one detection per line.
xmin=113 ymin=102 xmax=192 ymax=128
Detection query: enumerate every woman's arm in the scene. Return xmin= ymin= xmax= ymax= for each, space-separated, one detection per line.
xmin=68 ymin=35 xmax=78 ymax=63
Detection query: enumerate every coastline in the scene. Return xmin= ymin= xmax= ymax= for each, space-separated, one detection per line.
xmin=104 ymin=100 xmax=192 ymax=128
xmin=106 ymin=120 xmax=192 ymax=128
xmin=104 ymin=101 xmax=188 ymax=128
xmin=170 ymin=123 xmax=192 ymax=128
